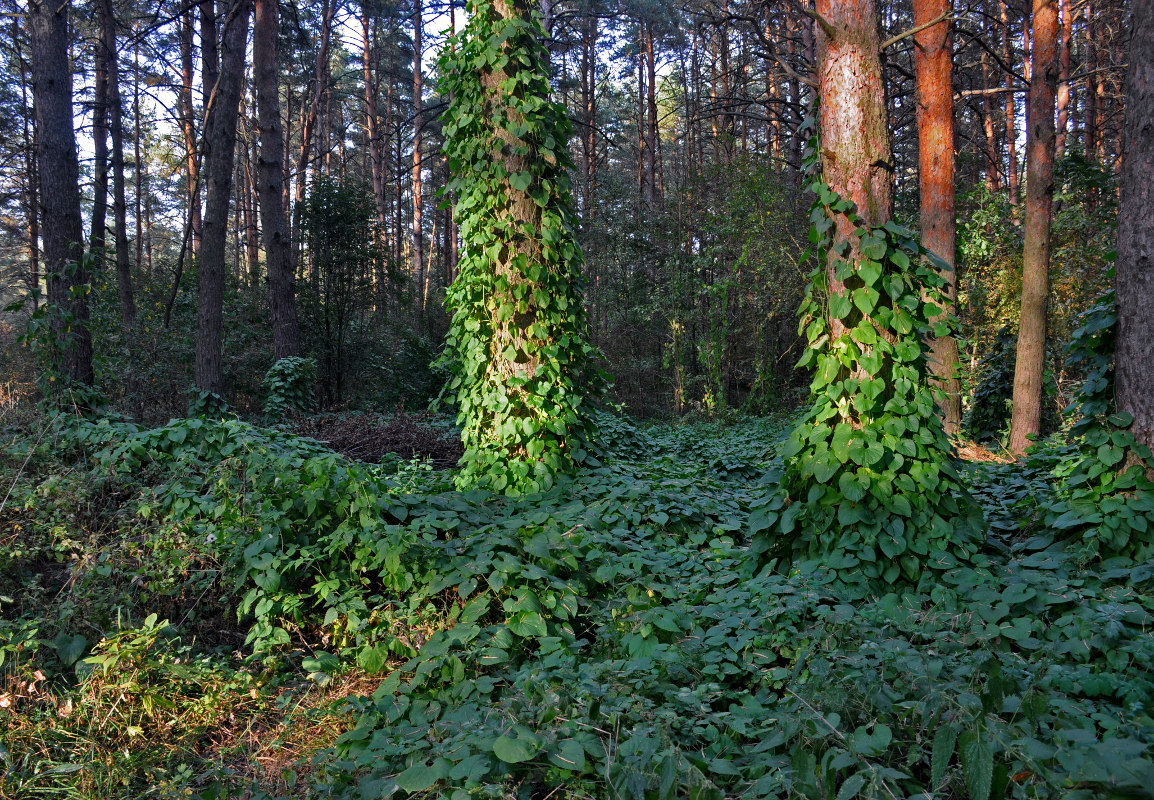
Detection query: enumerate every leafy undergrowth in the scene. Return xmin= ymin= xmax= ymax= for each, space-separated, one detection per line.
xmin=1 ymin=410 xmax=1152 ymax=799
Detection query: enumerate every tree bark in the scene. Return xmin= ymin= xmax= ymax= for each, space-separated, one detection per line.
xmin=915 ymin=0 xmax=961 ymax=432
xmin=1116 ymin=0 xmax=1154 ymax=450
xmin=1055 ymin=0 xmax=1072 ymax=155
xmin=195 ymin=0 xmax=252 ymax=396
xmin=816 ymin=0 xmax=892 ymax=341
xmin=1009 ymin=0 xmax=1059 ymax=454
xmin=14 ymin=19 xmax=39 ymax=308
xmin=254 ymin=0 xmax=301 ymax=359
xmin=412 ymin=0 xmax=426 ymax=303
xmin=179 ymin=5 xmax=202 ymax=253
xmin=99 ymin=0 xmax=137 ymax=327
xmin=29 ymin=0 xmax=94 ymax=387
xmin=91 ymin=11 xmax=110 ymax=256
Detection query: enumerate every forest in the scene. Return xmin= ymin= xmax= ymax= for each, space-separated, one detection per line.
xmin=1 ymin=0 xmax=1153 ymax=791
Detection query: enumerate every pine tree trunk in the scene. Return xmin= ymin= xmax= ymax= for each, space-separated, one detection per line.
xmin=915 ymin=0 xmax=961 ymax=432
xmin=180 ymin=6 xmax=202 ymax=253
xmin=412 ymin=0 xmax=425 ymax=309
xmin=15 ymin=21 xmax=39 ymax=308
xmin=1055 ymin=0 xmax=1072 ymax=155
xmin=91 ymin=16 xmax=110 ymax=256
xmin=30 ymin=0 xmax=94 ymax=387
xmin=1116 ymin=0 xmax=1154 ymax=450
xmin=1009 ymin=0 xmax=1058 ymax=454
xmin=254 ymin=0 xmax=301 ymax=360
xmin=100 ymin=0 xmax=137 ymax=327
xmin=195 ymin=0 xmax=252 ymax=395
xmin=816 ymin=0 xmax=892 ymax=342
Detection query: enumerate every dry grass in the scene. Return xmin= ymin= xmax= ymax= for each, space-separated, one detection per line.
xmin=953 ymin=437 xmax=1016 ymax=464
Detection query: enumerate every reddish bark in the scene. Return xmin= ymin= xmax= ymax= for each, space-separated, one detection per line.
xmin=915 ymin=0 xmax=961 ymax=432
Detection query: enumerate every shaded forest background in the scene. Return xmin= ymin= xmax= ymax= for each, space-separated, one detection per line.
xmin=0 ymin=0 xmax=1127 ymax=431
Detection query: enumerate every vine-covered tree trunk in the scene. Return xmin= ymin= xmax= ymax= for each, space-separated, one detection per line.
xmin=195 ymin=0 xmax=251 ymax=396
xmin=1009 ymin=0 xmax=1058 ymax=455
xmin=1116 ymin=0 xmax=1154 ymax=450
xmin=254 ymin=0 xmax=301 ymax=360
xmin=29 ymin=0 xmax=93 ymax=388
xmin=816 ymin=0 xmax=892 ymax=341
xmin=441 ymin=0 xmax=602 ymax=494
xmin=915 ymin=0 xmax=961 ymax=432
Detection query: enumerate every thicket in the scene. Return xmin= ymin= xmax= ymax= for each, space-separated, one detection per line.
xmin=2 ymin=408 xmax=1152 ymax=798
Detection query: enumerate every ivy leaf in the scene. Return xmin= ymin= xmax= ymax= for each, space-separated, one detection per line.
xmin=396 ymin=759 xmax=448 ymax=793
xmin=853 ymin=287 xmax=880 ymax=316
xmin=548 ymin=739 xmax=587 ymax=772
xmin=509 ymin=171 xmax=532 ymax=191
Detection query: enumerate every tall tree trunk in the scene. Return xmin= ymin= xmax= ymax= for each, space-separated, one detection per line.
xmin=1001 ymin=0 xmax=1020 ymax=202
xmin=100 ymin=0 xmax=137 ymax=327
xmin=363 ymin=8 xmax=388 ymax=237
xmin=91 ymin=13 xmax=110 ymax=256
xmin=915 ymin=0 xmax=961 ymax=432
xmin=195 ymin=0 xmax=252 ymax=395
xmin=293 ymin=0 xmax=334 ymax=254
xmin=133 ymin=31 xmax=144 ymax=275
xmin=412 ymin=0 xmax=425 ymax=300
xmin=1085 ymin=0 xmax=1099 ymax=156
xmin=816 ymin=0 xmax=892 ymax=342
xmin=29 ymin=0 xmax=94 ymax=387
xmin=1009 ymin=0 xmax=1059 ymax=454
xmin=1055 ymin=0 xmax=1072 ymax=155
xmin=1116 ymin=0 xmax=1154 ymax=450
xmin=254 ymin=0 xmax=301 ymax=359
xmin=15 ymin=20 xmax=40 ymax=308
xmin=180 ymin=5 xmax=202 ymax=253
xmin=646 ymin=23 xmax=660 ymax=206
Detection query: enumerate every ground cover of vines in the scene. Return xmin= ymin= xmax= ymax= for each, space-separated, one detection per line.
xmin=1 ymin=406 xmax=1153 ymax=800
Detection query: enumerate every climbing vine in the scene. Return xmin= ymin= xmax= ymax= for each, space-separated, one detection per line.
xmin=752 ymin=116 xmax=983 ymax=594
xmin=1037 ymin=278 xmax=1154 ymax=562
xmin=438 ymin=0 xmax=603 ymax=495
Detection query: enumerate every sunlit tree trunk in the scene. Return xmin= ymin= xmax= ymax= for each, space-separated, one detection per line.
xmin=915 ymin=0 xmax=961 ymax=432
xmin=1055 ymin=0 xmax=1072 ymax=155
xmin=1009 ymin=0 xmax=1058 ymax=454
xmin=816 ymin=0 xmax=892 ymax=341
xmin=412 ymin=0 xmax=426 ymax=310
xmin=179 ymin=6 xmax=202 ymax=253
xmin=1116 ymin=0 xmax=1154 ymax=451
xmin=30 ymin=0 xmax=93 ymax=387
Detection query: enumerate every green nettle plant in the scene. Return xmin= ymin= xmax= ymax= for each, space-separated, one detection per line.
xmin=438 ymin=0 xmax=603 ymax=495
xmin=752 ymin=119 xmax=983 ymax=594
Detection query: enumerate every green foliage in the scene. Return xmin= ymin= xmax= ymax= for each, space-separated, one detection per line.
xmin=262 ymin=356 xmax=316 ymax=420
xmin=964 ymin=326 xmax=1016 ymax=442
xmin=1030 ymin=282 xmax=1154 ymax=563
xmin=5 ymin=409 xmax=1154 ymax=797
xmin=438 ymin=0 xmax=604 ymax=494
xmin=754 ymin=118 xmax=983 ymax=594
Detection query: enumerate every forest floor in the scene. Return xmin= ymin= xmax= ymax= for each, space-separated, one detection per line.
xmin=1 ymin=403 xmax=1152 ymax=800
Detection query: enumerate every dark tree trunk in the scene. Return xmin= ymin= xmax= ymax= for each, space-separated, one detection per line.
xmin=99 ymin=0 xmax=137 ymax=327
xmin=195 ymin=0 xmax=252 ymax=396
xmin=30 ymin=0 xmax=94 ymax=387
xmin=1009 ymin=0 xmax=1059 ymax=454
xmin=254 ymin=0 xmax=301 ymax=359
xmin=1116 ymin=0 xmax=1154 ymax=450
xmin=915 ymin=0 xmax=961 ymax=432
xmin=14 ymin=20 xmax=39 ymax=308
xmin=91 ymin=11 xmax=110 ymax=256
